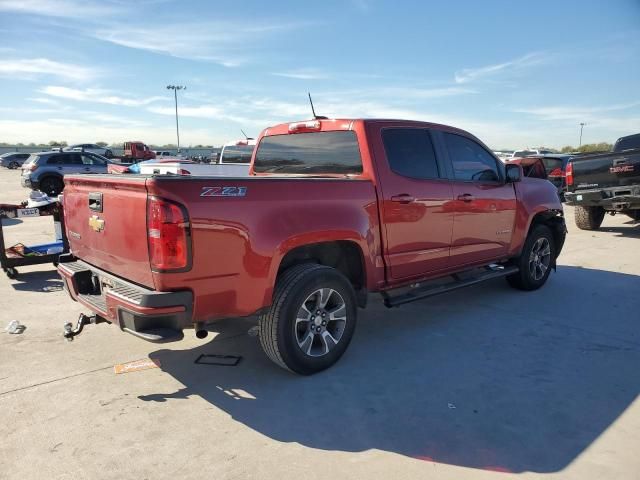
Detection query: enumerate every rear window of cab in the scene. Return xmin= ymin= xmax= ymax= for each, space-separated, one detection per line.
xmin=253 ymin=131 xmax=363 ymax=174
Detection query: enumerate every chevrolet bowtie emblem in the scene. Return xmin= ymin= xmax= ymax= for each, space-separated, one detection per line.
xmin=89 ymin=215 xmax=105 ymax=232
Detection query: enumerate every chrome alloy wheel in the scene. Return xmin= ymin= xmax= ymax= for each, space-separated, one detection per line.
xmin=529 ymin=237 xmax=551 ymax=281
xmin=295 ymin=288 xmax=348 ymax=357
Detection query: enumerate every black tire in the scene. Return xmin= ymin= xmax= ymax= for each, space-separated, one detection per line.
xmin=259 ymin=264 xmax=358 ymax=375
xmin=574 ymin=206 xmax=605 ymax=230
xmin=105 ymin=150 xmax=113 ymax=158
xmin=507 ymin=224 xmax=555 ymax=291
xmin=5 ymin=267 xmax=18 ymax=279
xmin=39 ymin=176 xmax=64 ymax=196
xmin=8 ymin=161 xmax=19 ymax=169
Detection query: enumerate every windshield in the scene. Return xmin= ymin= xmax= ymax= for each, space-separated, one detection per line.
xmin=254 ymin=131 xmax=363 ymax=174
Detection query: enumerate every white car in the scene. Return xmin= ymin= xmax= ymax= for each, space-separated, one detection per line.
xmin=153 ymin=151 xmax=174 ymax=158
xmin=66 ymin=143 xmax=114 ymax=158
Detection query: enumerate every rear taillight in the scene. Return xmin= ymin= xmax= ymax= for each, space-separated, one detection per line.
xmin=565 ymin=162 xmax=573 ymax=186
xmin=24 ymin=163 xmax=37 ymax=172
xmin=147 ymin=197 xmax=191 ymax=271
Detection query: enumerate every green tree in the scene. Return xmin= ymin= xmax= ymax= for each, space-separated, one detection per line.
xmin=560 ymin=145 xmax=574 ymax=153
xmin=96 ymin=141 xmax=108 ymax=147
xmin=577 ymin=142 xmax=612 ymax=153
xmin=49 ymin=140 xmax=68 ymax=147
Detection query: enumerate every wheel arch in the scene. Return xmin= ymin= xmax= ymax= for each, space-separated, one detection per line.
xmin=275 ymin=240 xmax=368 ymax=308
xmin=527 ymin=209 xmax=566 ymax=260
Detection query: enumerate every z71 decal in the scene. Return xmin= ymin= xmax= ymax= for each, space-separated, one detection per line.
xmin=200 ymin=186 xmax=247 ymax=197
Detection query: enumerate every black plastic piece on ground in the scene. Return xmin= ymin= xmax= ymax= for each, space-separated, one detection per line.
xmin=194 ymin=354 xmax=242 ymax=367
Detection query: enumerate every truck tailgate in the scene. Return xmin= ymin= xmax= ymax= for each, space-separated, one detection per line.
xmin=63 ymin=174 xmax=154 ymax=288
xmin=570 ymin=150 xmax=640 ymax=190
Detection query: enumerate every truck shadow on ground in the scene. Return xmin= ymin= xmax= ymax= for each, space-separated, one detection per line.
xmin=143 ymin=266 xmax=640 ymax=474
xmin=601 ymin=221 xmax=640 ymax=238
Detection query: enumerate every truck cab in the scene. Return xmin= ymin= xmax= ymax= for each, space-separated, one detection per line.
xmin=124 ymin=141 xmax=155 ymax=162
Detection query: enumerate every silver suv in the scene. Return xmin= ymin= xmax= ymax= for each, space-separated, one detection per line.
xmin=21 ymin=151 xmax=111 ymax=196
xmin=65 ymin=143 xmax=114 ymax=158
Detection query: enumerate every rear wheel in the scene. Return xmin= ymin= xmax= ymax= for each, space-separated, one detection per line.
xmin=574 ymin=206 xmax=605 ymax=230
xmin=8 ymin=161 xmax=19 ymax=169
xmin=507 ymin=224 xmax=555 ymax=291
xmin=39 ymin=176 xmax=64 ymax=196
xmin=259 ymin=264 xmax=357 ymax=375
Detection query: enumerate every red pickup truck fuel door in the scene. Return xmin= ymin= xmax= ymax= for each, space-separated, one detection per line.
xmin=369 ymin=125 xmax=455 ymax=281
xmin=441 ymin=132 xmax=517 ymax=265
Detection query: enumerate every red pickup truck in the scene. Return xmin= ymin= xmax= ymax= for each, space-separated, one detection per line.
xmin=58 ymin=118 xmax=566 ymax=374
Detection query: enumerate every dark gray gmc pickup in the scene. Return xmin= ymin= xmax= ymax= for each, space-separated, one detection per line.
xmin=565 ymin=133 xmax=640 ymax=230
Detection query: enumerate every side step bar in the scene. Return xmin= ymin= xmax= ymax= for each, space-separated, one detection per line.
xmin=382 ymin=264 xmax=519 ymax=308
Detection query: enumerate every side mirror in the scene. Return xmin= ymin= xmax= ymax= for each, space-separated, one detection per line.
xmin=505 ymin=163 xmax=522 ymax=183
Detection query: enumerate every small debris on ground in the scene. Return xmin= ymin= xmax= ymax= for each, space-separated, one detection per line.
xmin=448 ymin=403 xmax=456 ymax=409
xmin=114 ymin=358 xmax=161 ymax=374
xmin=5 ymin=320 xmax=26 ymax=334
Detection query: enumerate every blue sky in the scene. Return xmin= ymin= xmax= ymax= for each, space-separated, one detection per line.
xmin=0 ymin=0 xmax=639 ymax=149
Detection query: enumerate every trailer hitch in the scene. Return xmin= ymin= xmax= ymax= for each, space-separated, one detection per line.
xmin=63 ymin=313 xmax=107 ymax=341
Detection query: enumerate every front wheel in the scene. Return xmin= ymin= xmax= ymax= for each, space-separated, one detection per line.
xmin=259 ymin=264 xmax=357 ymax=375
xmin=507 ymin=224 xmax=555 ymax=291
xmin=8 ymin=161 xmax=19 ymax=169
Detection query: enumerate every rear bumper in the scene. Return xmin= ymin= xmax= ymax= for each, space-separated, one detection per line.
xmin=21 ymin=176 xmax=37 ymax=189
xmin=58 ymin=256 xmax=193 ymax=342
xmin=565 ymin=185 xmax=640 ymax=210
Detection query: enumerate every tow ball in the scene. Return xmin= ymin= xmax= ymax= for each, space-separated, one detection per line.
xmin=63 ymin=313 xmax=107 ymax=341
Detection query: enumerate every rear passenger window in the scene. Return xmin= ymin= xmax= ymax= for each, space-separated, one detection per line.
xmin=46 ymin=155 xmax=63 ymax=165
xmin=64 ymin=153 xmax=83 ymax=165
xmin=444 ymin=133 xmax=501 ymax=182
xmin=382 ymin=128 xmax=440 ymax=179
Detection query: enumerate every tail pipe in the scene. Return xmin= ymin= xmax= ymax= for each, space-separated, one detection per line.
xmin=195 ymin=322 xmax=208 ymax=339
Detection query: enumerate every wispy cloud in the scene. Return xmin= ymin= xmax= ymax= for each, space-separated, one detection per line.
xmin=455 ymin=52 xmax=546 ymax=84
xmin=272 ymin=69 xmax=331 ymax=80
xmin=0 ymin=58 xmax=97 ymax=82
xmin=351 ymin=0 xmax=372 ymax=12
xmin=514 ymin=101 xmax=640 ymax=120
xmin=147 ymin=104 xmax=252 ymax=124
xmin=0 ymin=117 xmax=213 ymax=145
xmin=90 ymin=21 xmax=309 ymax=66
xmin=41 ymin=86 xmax=167 ymax=106
xmin=0 ymin=0 xmax=121 ymax=19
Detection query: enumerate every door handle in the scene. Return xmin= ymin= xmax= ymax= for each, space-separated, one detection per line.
xmin=457 ymin=194 xmax=475 ymax=202
xmin=391 ymin=194 xmax=416 ymax=203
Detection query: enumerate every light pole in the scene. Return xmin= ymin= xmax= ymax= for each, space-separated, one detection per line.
xmin=166 ymin=85 xmax=186 ymax=152
xmin=579 ymin=122 xmax=586 ymax=147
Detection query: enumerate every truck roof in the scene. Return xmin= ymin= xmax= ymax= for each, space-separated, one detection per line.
xmin=261 ymin=118 xmax=474 ymax=137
